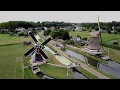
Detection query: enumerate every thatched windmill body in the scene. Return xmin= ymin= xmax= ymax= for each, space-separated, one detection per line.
xmin=84 ymin=15 xmax=104 ymax=55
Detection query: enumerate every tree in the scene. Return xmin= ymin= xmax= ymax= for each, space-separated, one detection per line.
xmin=66 ymin=40 xmax=75 ymax=45
xmin=43 ymin=30 xmax=51 ymax=36
xmin=76 ymin=35 xmax=81 ymax=39
xmin=61 ymin=31 xmax=70 ymax=40
xmin=9 ymin=32 xmax=14 ymax=36
xmin=82 ymin=37 xmax=87 ymax=41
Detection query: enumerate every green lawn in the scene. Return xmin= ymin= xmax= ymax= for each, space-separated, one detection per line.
xmin=0 ymin=34 xmax=32 ymax=45
xmin=0 ymin=34 xmax=74 ymax=79
xmin=0 ymin=44 xmax=32 ymax=79
xmin=0 ymin=34 xmax=38 ymax=79
xmin=40 ymin=64 xmax=74 ymax=79
xmin=104 ymin=47 xmax=120 ymax=63
xmin=76 ymin=66 xmax=99 ymax=79
xmin=24 ymin=68 xmax=40 ymax=79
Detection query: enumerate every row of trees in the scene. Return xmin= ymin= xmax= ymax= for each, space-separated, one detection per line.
xmin=81 ymin=21 xmax=120 ymax=34
xmin=0 ymin=21 xmax=72 ymax=31
xmin=43 ymin=29 xmax=70 ymax=40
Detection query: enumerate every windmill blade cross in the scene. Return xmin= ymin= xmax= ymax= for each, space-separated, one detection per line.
xmin=39 ymin=49 xmax=48 ymax=59
xmin=24 ymin=47 xmax=35 ymax=57
xmin=41 ymin=38 xmax=51 ymax=46
xmin=28 ymin=31 xmax=38 ymax=44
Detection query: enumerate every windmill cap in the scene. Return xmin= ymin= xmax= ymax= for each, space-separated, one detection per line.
xmin=28 ymin=31 xmax=31 ymax=33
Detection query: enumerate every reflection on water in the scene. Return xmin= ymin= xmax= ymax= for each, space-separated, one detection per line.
xmin=65 ymin=49 xmax=120 ymax=78
xmin=70 ymin=67 xmax=88 ymax=79
xmin=65 ymin=50 xmax=86 ymax=62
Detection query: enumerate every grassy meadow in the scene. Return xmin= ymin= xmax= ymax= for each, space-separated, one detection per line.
xmin=69 ymin=31 xmax=120 ymax=45
xmin=0 ymin=34 xmax=74 ymax=79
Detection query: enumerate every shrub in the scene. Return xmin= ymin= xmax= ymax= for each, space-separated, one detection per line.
xmin=66 ymin=40 xmax=75 ymax=45
xmin=82 ymin=37 xmax=87 ymax=41
xmin=102 ymin=43 xmax=120 ymax=50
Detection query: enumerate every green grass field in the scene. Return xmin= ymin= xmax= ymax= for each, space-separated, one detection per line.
xmin=40 ymin=64 xmax=74 ymax=79
xmin=0 ymin=44 xmax=28 ymax=79
xmin=69 ymin=31 xmax=120 ymax=63
xmin=0 ymin=34 xmax=32 ymax=45
xmin=0 ymin=34 xmax=33 ymax=79
xmin=0 ymin=34 xmax=74 ymax=79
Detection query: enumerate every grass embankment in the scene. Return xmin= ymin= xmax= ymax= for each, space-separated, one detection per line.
xmin=66 ymin=46 xmax=107 ymax=64
xmin=40 ymin=64 xmax=74 ymax=79
xmin=76 ymin=67 xmax=99 ymax=79
xmin=103 ymin=47 xmax=120 ymax=64
xmin=88 ymin=65 xmax=117 ymax=79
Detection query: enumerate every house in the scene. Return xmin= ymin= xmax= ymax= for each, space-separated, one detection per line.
xmin=16 ymin=27 xmax=25 ymax=31
xmin=72 ymin=37 xmax=86 ymax=46
xmin=23 ymin=41 xmax=31 ymax=45
xmin=50 ymin=26 xmax=55 ymax=31
xmin=28 ymin=27 xmax=33 ymax=31
xmin=43 ymin=27 xmax=48 ymax=30
xmin=72 ymin=37 xmax=81 ymax=42
xmin=34 ymin=27 xmax=43 ymax=31
xmin=55 ymin=39 xmax=66 ymax=49
xmin=3 ymin=29 xmax=9 ymax=31
xmin=112 ymin=41 xmax=119 ymax=45
xmin=75 ymin=26 xmax=81 ymax=30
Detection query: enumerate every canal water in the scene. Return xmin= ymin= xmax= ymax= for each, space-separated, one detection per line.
xmin=70 ymin=67 xmax=88 ymax=79
xmin=65 ymin=49 xmax=120 ymax=78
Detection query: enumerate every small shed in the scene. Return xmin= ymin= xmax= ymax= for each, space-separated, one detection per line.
xmin=56 ymin=39 xmax=66 ymax=49
xmin=112 ymin=41 xmax=119 ymax=45
xmin=23 ymin=41 xmax=31 ymax=45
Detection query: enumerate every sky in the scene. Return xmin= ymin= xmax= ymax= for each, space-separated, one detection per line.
xmin=0 ymin=11 xmax=120 ymax=23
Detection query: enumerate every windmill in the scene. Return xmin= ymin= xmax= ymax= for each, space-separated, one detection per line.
xmin=24 ymin=31 xmax=51 ymax=63
xmin=84 ymin=15 xmax=104 ymax=55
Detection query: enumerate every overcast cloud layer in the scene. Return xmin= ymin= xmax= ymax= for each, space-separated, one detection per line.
xmin=0 ymin=11 xmax=120 ymax=23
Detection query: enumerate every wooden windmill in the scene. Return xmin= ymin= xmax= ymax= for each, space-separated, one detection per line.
xmin=84 ymin=15 xmax=104 ymax=55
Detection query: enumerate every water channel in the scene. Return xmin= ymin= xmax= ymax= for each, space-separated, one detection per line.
xmin=65 ymin=49 xmax=120 ymax=78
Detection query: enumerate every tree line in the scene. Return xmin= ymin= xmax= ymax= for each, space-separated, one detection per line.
xmin=81 ymin=21 xmax=120 ymax=34
xmin=0 ymin=21 xmax=72 ymax=30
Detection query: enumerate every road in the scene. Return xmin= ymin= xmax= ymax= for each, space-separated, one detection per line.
xmin=49 ymin=40 xmax=109 ymax=79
